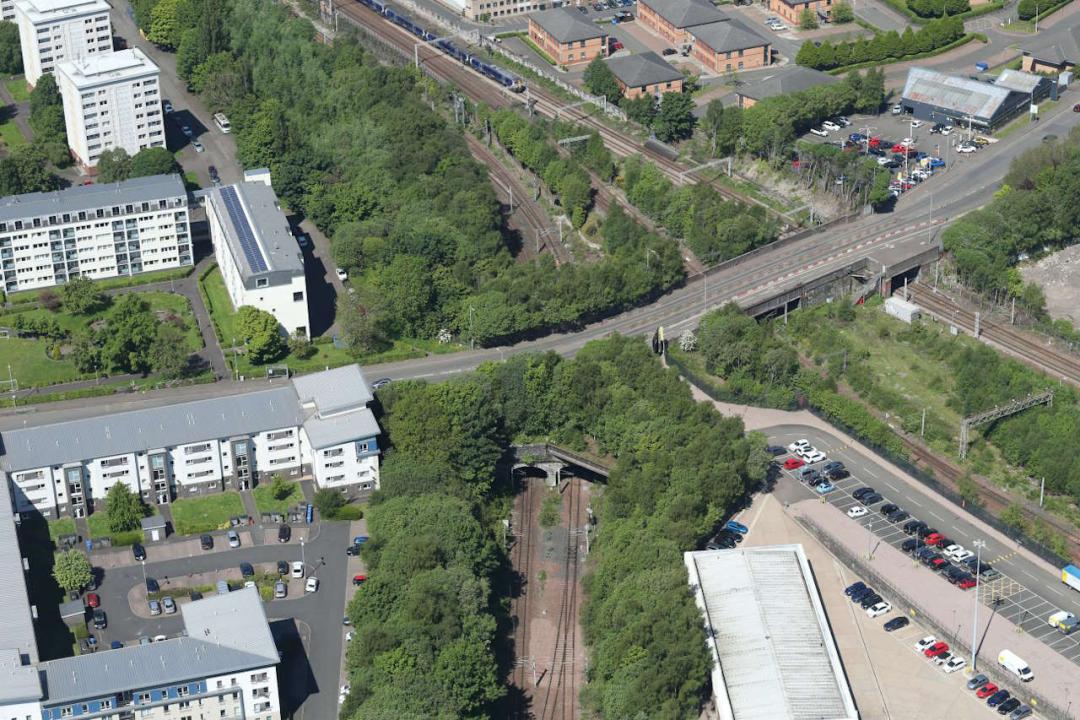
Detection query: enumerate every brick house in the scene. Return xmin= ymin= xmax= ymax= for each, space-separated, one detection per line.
xmin=1019 ymin=24 xmax=1079 ymax=74
xmin=605 ymin=51 xmax=685 ymax=98
xmin=735 ymin=65 xmax=837 ymax=108
xmin=638 ymin=0 xmax=726 ymax=45
xmin=769 ymin=0 xmax=832 ymax=25
xmin=528 ymin=7 xmax=607 ymax=66
xmin=690 ymin=19 xmax=771 ymax=74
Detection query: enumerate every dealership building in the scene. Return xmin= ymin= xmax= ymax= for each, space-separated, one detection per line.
xmin=899 ymin=67 xmax=1053 ymax=131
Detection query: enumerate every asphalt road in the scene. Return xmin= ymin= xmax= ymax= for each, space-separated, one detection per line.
xmin=90 ymin=522 xmax=350 ymax=720
xmin=765 ymin=424 xmax=1080 ymax=666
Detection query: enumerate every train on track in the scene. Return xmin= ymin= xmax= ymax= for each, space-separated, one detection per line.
xmin=357 ymin=0 xmax=525 ymax=92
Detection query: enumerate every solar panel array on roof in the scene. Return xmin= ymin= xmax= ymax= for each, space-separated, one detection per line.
xmin=219 ymin=185 xmax=267 ymax=273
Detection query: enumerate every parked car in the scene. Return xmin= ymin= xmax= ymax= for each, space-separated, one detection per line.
xmin=852 ymin=487 xmax=876 ymax=500
xmin=835 ymin=116 xmax=851 ymax=127
xmin=191 ymin=140 xmax=205 ymax=153
xmin=924 ymin=641 xmax=949 ymax=657
xmin=278 ymin=524 xmax=291 ymax=543
xmin=909 ymin=120 xmax=924 ymax=129
xmin=847 ymin=506 xmax=868 ymax=519
xmin=887 ymin=510 xmax=909 ymax=523
xmin=958 ymin=576 xmax=977 ymax=590
xmin=146 ymin=577 xmax=160 ymax=593
xmin=826 ymin=467 xmax=849 ymax=480
xmin=866 ymin=601 xmax=891 ymax=618
xmin=93 ymin=609 xmax=107 ymax=629
xmin=148 ymin=600 xmax=162 ymax=616
xmin=822 ymin=120 xmax=841 ymax=132
xmin=803 ymin=450 xmax=827 ymax=464
xmin=706 ymin=534 xmax=737 ymax=550
xmin=240 ymin=562 xmax=255 ymax=578
xmin=977 ymin=684 xmax=1001 ymax=699
xmin=133 ymin=543 xmax=146 ymax=561
xmin=783 ymin=457 xmax=805 ymax=470
xmin=336 ymin=268 xmax=349 ymax=281
xmin=85 ymin=593 xmax=100 ymax=608
xmin=861 ymin=492 xmax=883 ymax=504
xmin=996 ymin=698 xmax=1021 ymax=715
xmin=190 ymin=591 xmax=203 ymax=601
xmin=208 ymin=166 xmax=220 ymax=185
xmin=957 ymin=143 xmax=977 ymax=154
xmin=661 ymin=47 xmax=676 ymax=55
xmin=110 ymin=640 xmax=123 ymax=649
xmin=850 ymin=586 xmax=875 ymax=603
xmin=815 ymin=482 xmax=835 ymax=494
xmin=809 ymin=127 xmax=829 ymax=137
xmin=765 ymin=445 xmax=786 ymax=456
xmin=305 ymin=577 xmax=319 ymax=593
xmin=162 ymin=99 xmax=174 ymax=114
xmin=162 ymin=596 xmax=176 ymax=615
xmin=227 ymin=530 xmax=240 ymax=548
xmin=914 ymin=636 xmax=938 ymax=653
xmin=200 ymin=534 xmax=214 ymax=550
xmin=353 ymin=574 xmax=367 ymax=586
xmin=1008 ymin=706 xmax=1032 ymax=719
xmin=277 ymin=560 xmax=289 ymax=575
xmin=883 ymin=616 xmax=909 ymax=632
xmin=346 ymin=544 xmax=362 ymax=556
xmin=291 ymin=561 xmax=304 ymax=578
xmin=942 ymin=656 xmax=965 ymax=673
xmin=879 ymin=503 xmax=899 ymax=516
xmin=901 ymin=538 xmax=918 ymax=553
xmin=924 ymin=533 xmax=945 ymax=546
xmin=844 ymin=581 xmax=866 ymax=596
xmin=986 ymin=689 xmax=1010 ymax=707
xmin=725 ymin=520 xmax=748 ymax=535
xmin=274 ymin=581 xmax=287 ymax=598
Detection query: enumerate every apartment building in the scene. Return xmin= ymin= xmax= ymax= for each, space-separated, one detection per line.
xmin=0 ymin=365 xmax=381 ymax=519
xmin=527 ymin=6 xmax=607 ymax=67
xmin=13 ymin=0 xmax=111 ymax=86
xmin=207 ymin=182 xmax=310 ymax=339
xmin=434 ymin=0 xmax=548 ymax=21
xmin=0 ymin=174 xmax=191 ymax=294
xmin=56 ymin=48 xmax=165 ymax=169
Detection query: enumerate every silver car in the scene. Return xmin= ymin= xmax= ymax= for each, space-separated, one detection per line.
xmin=227 ymin=530 xmax=240 ymax=548
xmin=162 ymin=596 xmax=176 ymax=615
xmin=148 ymin=600 xmax=161 ymax=616
xmin=274 ymin=581 xmax=287 ymax=599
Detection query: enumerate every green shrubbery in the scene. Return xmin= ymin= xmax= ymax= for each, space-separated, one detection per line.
xmin=796 ymin=18 xmax=965 ymax=71
xmin=908 ymin=0 xmax=968 ymax=17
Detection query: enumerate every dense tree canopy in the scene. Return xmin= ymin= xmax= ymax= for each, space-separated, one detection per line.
xmin=0 ymin=21 xmax=22 ymax=74
xmin=797 ymin=18 xmax=965 ymax=71
xmin=583 ymin=56 xmax=621 ymax=105
xmin=236 ymin=305 xmax=285 ymax=364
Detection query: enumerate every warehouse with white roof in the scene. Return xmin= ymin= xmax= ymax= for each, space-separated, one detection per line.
xmin=684 ymin=544 xmax=858 ymax=720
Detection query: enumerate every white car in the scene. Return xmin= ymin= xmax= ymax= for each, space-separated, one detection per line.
xmin=867 ymin=601 xmax=892 ymax=618
xmin=951 ymin=548 xmax=975 ymax=563
xmin=847 ymin=506 xmax=868 ymax=519
xmin=305 ymin=577 xmax=319 ymax=593
xmin=291 ymin=561 xmax=304 ymax=579
xmin=336 ymin=268 xmax=348 ymax=281
xmin=803 ymin=450 xmax=827 ymax=464
xmin=891 ymin=104 xmax=904 ymax=115
xmin=901 ymin=137 xmax=914 ymax=146
xmin=910 ymin=120 xmax=924 ymax=129
xmin=942 ymin=656 xmax=966 ymax=673
xmin=346 ymin=630 xmax=354 ymax=642
xmin=338 ymin=683 xmax=350 ymax=705
xmin=835 ymin=116 xmax=851 ymax=127
xmin=191 ymin=140 xmax=205 ymax=153
xmin=770 ymin=22 xmax=787 ymax=31
xmin=933 ymin=651 xmax=953 ymax=667
xmin=788 ymin=439 xmax=811 ymax=454
xmin=162 ymin=100 xmax=174 ymax=114
xmin=940 ymin=125 xmax=953 ymax=135
xmin=244 ymin=580 xmax=256 ymax=589
xmin=822 ymin=120 xmax=841 ymax=132
xmin=914 ymin=636 xmax=937 ymax=653
xmin=809 ymin=127 xmax=829 ymax=137
xmin=956 ymin=144 xmax=977 ymax=153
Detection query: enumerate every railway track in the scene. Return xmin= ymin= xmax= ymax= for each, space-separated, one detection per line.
xmin=907 ymin=284 xmax=1080 ymax=387
xmin=538 ymin=476 xmax=584 ymax=720
xmin=510 ymin=471 xmax=537 ymax=715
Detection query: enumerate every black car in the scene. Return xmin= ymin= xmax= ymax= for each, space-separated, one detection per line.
xmin=706 ymin=535 xmax=737 ymax=550
xmin=844 ymin=581 xmax=866 ymax=596
xmin=861 ymin=492 xmax=883 ymax=504
xmin=852 ymin=487 xmax=876 ymax=500
xmin=997 ymin=698 xmax=1021 ymax=715
xmin=936 ymin=536 xmax=955 ymax=550
xmin=879 ymin=503 xmax=899 ymax=516
xmin=200 ymin=534 xmax=213 ymax=550
xmin=208 ymin=165 xmax=220 ymax=184
xmin=716 ymin=530 xmax=743 ymax=544
xmin=822 ymin=461 xmax=844 ymax=473
xmin=808 ymin=475 xmax=826 ymax=487
xmin=944 ymin=566 xmax=965 ymax=583
xmin=917 ymin=525 xmax=937 ymax=539
xmin=914 ymin=547 xmax=935 ymax=561
xmin=887 ymin=509 xmax=909 ymax=523
xmin=277 ymin=560 xmax=289 ymax=575
xmin=826 ymin=467 xmax=849 ymax=480
xmin=901 ymin=538 xmax=918 ymax=553
xmin=883 ymin=616 xmax=909 ymax=632
xmin=987 ymin=689 xmax=1010 ymax=707
xmin=859 ymin=592 xmax=883 ymax=609
xmin=661 ymin=47 xmax=677 ymax=55
xmin=146 ymin=577 xmax=160 ymax=593
xmin=850 ymin=586 xmax=874 ymax=603
xmin=346 ymin=544 xmax=362 ymax=556
xmin=278 ymin=524 xmax=291 ymax=543
xmin=902 ymin=519 xmax=923 ymax=535
xmin=190 ymin=590 xmax=203 ymax=601
xmin=92 ymin=609 xmax=107 ymax=629
xmin=765 ymin=445 xmax=786 ymax=456
xmin=132 ymin=543 xmax=146 ymax=561
xmin=240 ymin=562 xmax=255 ymax=578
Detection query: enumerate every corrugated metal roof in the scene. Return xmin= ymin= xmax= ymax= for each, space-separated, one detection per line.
xmin=901 ymin=67 xmax=1010 ymax=121
xmin=0 ymin=174 xmax=185 ymax=225
xmin=994 ymin=68 xmax=1044 ymax=95
xmin=685 ymin=545 xmax=858 ymax=720
xmin=292 ymin=364 xmax=372 ymax=418
xmin=1020 ymin=23 xmax=1080 ymax=65
xmin=40 ymin=589 xmax=278 ymax=706
xmin=529 ymin=7 xmax=606 ymax=43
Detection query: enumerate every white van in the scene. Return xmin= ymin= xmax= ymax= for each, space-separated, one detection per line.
xmin=998 ymin=649 xmax=1034 ymax=682
xmin=213 ymin=112 xmax=231 ymax=134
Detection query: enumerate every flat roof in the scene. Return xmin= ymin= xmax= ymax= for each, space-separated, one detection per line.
xmin=40 ymin=588 xmax=278 ymax=706
xmin=642 ymin=0 xmax=726 ymax=29
xmin=207 ymin=183 xmax=303 ymax=281
xmin=13 ymin=0 xmax=108 ymax=22
xmin=690 ymin=18 xmax=766 ymax=54
xmin=292 ymin=364 xmax=372 ymax=417
xmin=0 ymin=483 xmax=41 ymax=704
xmin=605 ymin=51 xmax=683 ymax=88
xmin=685 ymin=545 xmax=858 ymax=720
xmin=901 ymin=67 xmax=1010 ymax=121
xmin=529 ymin=7 xmax=606 ymax=43
xmin=0 ymin=174 xmax=186 ymax=226
xmin=57 ymin=48 xmax=159 ymax=89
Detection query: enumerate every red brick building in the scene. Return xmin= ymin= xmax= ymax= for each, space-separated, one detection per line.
xmin=605 ymin=51 xmax=685 ymax=98
xmin=638 ymin=0 xmax=726 ymax=45
xmin=528 ymin=7 xmax=607 ymax=66
xmin=690 ymin=19 xmax=771 ymax=74
xmin=769 ymin=0 xmax=832 ymax=26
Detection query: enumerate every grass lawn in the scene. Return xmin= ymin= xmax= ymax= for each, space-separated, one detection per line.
xmin=0 ymin=336 xmax=85 ymax=387
xmin=252 ymin=481 xmax=303 ymax=515
xmin=85 ymin=509 xmax=155 ymax=546
xmin=199 ymin=266 xmax=240 ymax=350
xmin=170 ymin=492 xmax=245 ymax=535
xmin=5 ymin=267 xmax=194 ymax=304
xmin=47 ymin=517 xmax=76 ymax=543
xmin=0 ymin=118 xmax=27 ymax=149
xmin=4 ymin=76 xmax=29 ymax=103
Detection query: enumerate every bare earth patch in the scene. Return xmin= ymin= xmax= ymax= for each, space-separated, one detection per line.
xmin=1018 ymin=244 xmax=1080 ymax=325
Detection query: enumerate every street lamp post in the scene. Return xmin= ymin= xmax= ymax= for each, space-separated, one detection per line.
xmin=300 ymin=539 xmax=306 ymax=571
xmin=970 ymin=539 xmax=986 ymax=670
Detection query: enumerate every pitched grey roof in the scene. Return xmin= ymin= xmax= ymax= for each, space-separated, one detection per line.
xmin=0 ymin=174 xmax=186 ymax=225
xmin=0 ymin=649 xmax=41 ymax=705
xmin=303 ymin=408 xmax=380 ymax=449
xmin=643 ymin=0 xmax=726 ymax=28
xmin=0 ymin=386 xmax=303 ymax=472
xmin=292 ymin=364 xmax=373 ymax=417
xmin=140 ymin=515 xmax=166 ymax=530
xmin=1020 ymin=23 xmax=1080 ymax=65
xmin=901 ymin=67 xmax=1010 ymax=121
xmin=206 ymin=182 xmax=303 ymax=281
xmin=738 ymin=65 xmax=837 ymax=100
xmin=605 ymin=51 xmax=684 ymax=89
xmin=40 ymin=589 xmax=278 ymax=706
xmin=529 ymin=7 xmax=606 ymax=43
xmin=994 ymin=68 xmax=1045 ymax=94
xmin=690 ymin=18 xmax=767 ymax=53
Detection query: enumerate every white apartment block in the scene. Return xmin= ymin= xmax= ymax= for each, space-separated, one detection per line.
xmin=0 ymin=174 xmax=191 ymax=294
xmin=0 ymin=365 xmax=381 ymax=519
xmin=207 ymin=183 xmax=310 ymax=339
xmin=437 ymin=0 xmax=552 ymax=21
xmin=14 ymin=0 xmax=110 ymax=86
xmin=56 ymin=48 xmax=164 ymax=169
xmin=2 ymin=0 xmax=14 ymax=20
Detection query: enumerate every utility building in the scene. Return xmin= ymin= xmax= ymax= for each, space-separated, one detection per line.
xmin=207 ymin=182 xmax=310 ymax=339
xmin=900 ymin=67 xmax=1051 ymax=131
xmin=56 ymin=48 xmax=165 ymax=169
xmin=13 ymin=0 xmax=111 ymax=86
xmin=0 ymin=174 xmax=191 ymax=294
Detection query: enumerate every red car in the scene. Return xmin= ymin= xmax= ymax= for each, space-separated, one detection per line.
xmin=85 ymin=593 xmax=100 ymax=608
xmin=352 ymin=575 xmax=367 ymax=586
xmin=929 ymin=556 xmax=948 ymax=569
xmin=924 ymin=641 xmax=949 ymax=657
xmin=784 ymin=457 xmax=805 ymax=470
xmin=924 ymin=533 xmax=944 ymax=546
xmin=868 ymin=136 xmax=881 ymax=148
xmin=609 ymin=38 xmax=623 ymax=50
xmin=976 ymin=683 xmax=999 ymax=699
xmin=958 ymin=577 xmax=977 ymax=590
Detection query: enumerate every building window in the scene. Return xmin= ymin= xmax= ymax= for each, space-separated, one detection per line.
xmin=293 ymin=291 xmax=303 ymax=301
xmin=256 ymin=278 xmax=269 ymax=288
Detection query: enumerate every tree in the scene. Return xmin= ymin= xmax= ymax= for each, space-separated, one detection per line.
xmin=653 ymin=92 xmax=696 ymax=143
xmin=96 ymin=148 xmax=132 ymax=183
xmin=237 ymin=98 xmax=289 ymax=168
xmin=338 ymin=294 xmax=389 ymax=357
xmin=148 ymin=323 xmax=190 ymax=377
xmin=268 ymin=475 xmax=294 ymax=501
xmin=105 ymin=482 xmax=147 ymax=533
xmin=287 ymin=331 xmax=315 ymax=359
xmin=313 ymin=488 xmax=344 ymax=518
xmin=38 ymin=289 xmax=60 ymax=311
xmin=148 ymin=0 xmax=184 ymax=48
xmin=1017 ymin=0 xmax=1037 ymax=19
xmin=583 ymin=56 xmax=622 ymax=105
xmin=0 ymin=21 xmax=23 ymax=75
xmin=102 ymin=295 xmax=158 ymax=373
xmin=0 ymin=145 xmax=59 ymax=195
xmin=29 ymin=73 xmax=66 ymax=144
xmin=129 ymin=147 xmax=178 ymax=177
xmin=832 ymin=0 xmax=854 ymax=22
xmin=799 ymin=6 xmax=819 ymax=29
xmin=62 ymin=276 xmax=108 ymax=315
xmin=52 ymin=549 xmax=93 ymax=592
xmin=236 ymin=305 xmax=285 ymax=364
xmin=70 ymin=331 xmax=103 ymax=374
xmin=1000 ymin=502 xmax=1027 ymax=531
xmin=621 ymin=94 xmax=657 ymax=126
